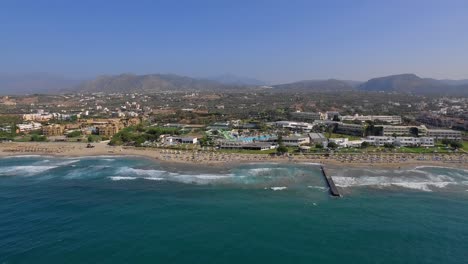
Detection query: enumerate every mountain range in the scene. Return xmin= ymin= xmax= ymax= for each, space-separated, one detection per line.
xmin=0 ymin=72 xmax=467 ymax=95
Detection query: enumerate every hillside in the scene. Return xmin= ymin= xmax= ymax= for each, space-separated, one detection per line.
xmin=74 ymin=73 xmax=245 ymax=93
xmin=358 ymin=74 xmax=468 ymax=95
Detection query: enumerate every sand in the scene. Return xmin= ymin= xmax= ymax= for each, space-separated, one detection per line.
xmin=1 ymin=141 xmax=467 ymax=169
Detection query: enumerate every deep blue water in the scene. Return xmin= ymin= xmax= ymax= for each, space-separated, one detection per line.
xmin=0 ymin=156 xmax=467 ymax=263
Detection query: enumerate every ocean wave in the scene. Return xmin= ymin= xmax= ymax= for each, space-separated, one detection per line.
xmin=308 ymin=185 xmax=328 ymax=191
xmin=270 ymin=186 xmax=287 ymax=191
xmin=109 ymin=176 xmax=137 ymax=181
xmin=117 ymin=167 xmax=166 ymax=177
xmin=114 ymin=166 xmax=234 ymax=184
xmin=332 ymin=175 xmax=456 ymax=192
xmin=247 ymin=168 xmax=275 ymax=175
xmin=143 ymin=177 xmax=164 ymax=181
xmin=0 ymin=165 xmax=58 ymax=176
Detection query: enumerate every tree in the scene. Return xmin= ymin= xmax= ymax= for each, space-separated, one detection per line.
xmin=67 ymin=130 xmax=82 ymax=138
xmin=450 ymin=141 xmax=462 ymax=149
xmin=409 ymin=127 xmax=419 ymax=137
xmin=441 ymin=139 xmax=451 ymax=146
xmin=30 ymin=134 xmax=47 ymax=142
xmin=327 ymin=142 xmax=338 ymax=149
xmin=361 ymin=141 xmax=370 ymax=148
xmin=276 ymin=145 xmax=288 ymax=154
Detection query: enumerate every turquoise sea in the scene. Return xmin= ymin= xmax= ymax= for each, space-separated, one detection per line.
xmin=1 ymin=156 xmax=467 ymax=263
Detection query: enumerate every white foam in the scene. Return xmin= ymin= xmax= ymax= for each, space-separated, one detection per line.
xmin=270 ymin=186 xmax=287 ymax=191
xmin=332 ymin=175 xmax=456 ymax=192
xmin=307 ymin=185 xmax=328 ymax=190
xmin=117 ymin=167 xmax=166 ymax=177
xmin=0 ymin=165 xmax=58 ymax=176
xmin=109 ymin=176 xmax=137 ymax=181
xmin=143 ymin=177 xmax=164 ymax=181
xmin=248 ymin=168 xmax=275 ymax=175
xmin=299 ymin=162 xmax=323 ymax=166
xmin=56 ymin=160 xmax=80 ymax=166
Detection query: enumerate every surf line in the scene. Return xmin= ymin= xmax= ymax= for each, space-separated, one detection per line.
xmin=320 ymin=165 xmax=342 ymax=197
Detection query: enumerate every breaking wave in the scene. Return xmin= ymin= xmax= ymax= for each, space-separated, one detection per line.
xmin=332 ymin=175 xmax=456 ymax=192
xmin=0 ymin=165 xmax=58 ymax=176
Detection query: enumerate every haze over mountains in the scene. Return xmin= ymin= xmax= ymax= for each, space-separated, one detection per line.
xmin=0 ymin=72 xmax=467 ymax=95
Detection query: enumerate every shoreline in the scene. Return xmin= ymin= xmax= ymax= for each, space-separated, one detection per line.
xmin=1 ymin=142 xmax=467 ymax=170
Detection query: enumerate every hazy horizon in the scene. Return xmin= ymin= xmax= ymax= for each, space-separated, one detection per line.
xmin=2 ymin=0 xmax=468 ymax=83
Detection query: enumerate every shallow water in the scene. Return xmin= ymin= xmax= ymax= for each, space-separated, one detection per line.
xmin=1 ymin=156 xmax=467 ymax=263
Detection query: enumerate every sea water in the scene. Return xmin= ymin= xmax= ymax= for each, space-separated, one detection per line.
xmin=0 ymin=156 xmax=467 ymax=263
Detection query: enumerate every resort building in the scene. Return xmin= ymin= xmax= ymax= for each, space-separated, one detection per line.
xmin=308 ymin=132 xmax=327 ymax=145
xmin=97 ymin=123 xmax=122 ymax=137
xmin=364 ymin=136 xmax=435 ymax=147
xmin=335 ymin=123 xmax=365 ymax=136
xmin=266 ymin=136 xmax=310 ymax=146
xmin=163 ymin=136 xmax=198 ymax=145
xmin=426 ymin=129 xmax=462 ymax=141
xmin=17 ymin=122 xmax=42 ymax=133
xmin=290 ymin=111 xmax=326 ymax=122
xmin=378 ymin=125 xmax=428 ymax=137
xmin=218 ymin=142 xmax=277 ymax=151
xmin=42 ymin=124 xmax=65 ymax=136
xmin=341 ymin=114 xmax=402 ymax=124
xmin=271 ymin=121 xmax=314 ymax=132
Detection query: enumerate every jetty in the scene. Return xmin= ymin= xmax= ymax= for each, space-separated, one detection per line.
xmin=320 ymin=165 xmax=342 ymax=197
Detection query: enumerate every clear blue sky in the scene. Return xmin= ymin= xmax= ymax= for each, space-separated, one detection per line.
xmin=1 ymin=0 xmax=468 ymax=83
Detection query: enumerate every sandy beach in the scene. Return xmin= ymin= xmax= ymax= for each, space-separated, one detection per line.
xmin=1 ymin=141 xmax=467 ymax=170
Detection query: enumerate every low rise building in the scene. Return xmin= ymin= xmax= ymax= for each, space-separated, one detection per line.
xmin=378 ymin=125 xmax=428 ymax=137
xmin=335 ymin=123 xmax=364 ymax=136
xmin=163 ymin=136 xmax=198 ymax=145
xmin=267 ymin=136 xmax=310 ymax=146
xmin=42 ymin=124 xmax=65 ymax=137
xmin=308 ymin=132 xmax=327 ymax=145
xmin=271 ymin=121 xmax=313 ymax=132
xmin=427 ymin=129 xmax=462 ymax=141
xmin=341 ymin=114 xmax=402 ymax=124
xmin=364 ymin=136 xmax=435 ymax=147
xmin=218 ymin=142 xmax=277 ymax=151
xmin=97 ymin=123 xmax=122 ymax=138
xmin=290 ymin=111 xmax=326 ymax=122
xmin=17 ymin=122 xmax=42 ymax=133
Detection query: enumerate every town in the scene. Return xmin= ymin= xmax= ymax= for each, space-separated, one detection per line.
xmin=0 ymin=91 xmax=466 ymax=156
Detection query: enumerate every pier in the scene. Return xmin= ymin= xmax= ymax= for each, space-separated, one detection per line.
xmin=320 ymin=165 xmax=342 ymax=197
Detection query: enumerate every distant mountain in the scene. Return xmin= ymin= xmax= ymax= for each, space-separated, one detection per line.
xmin=439 ymin=79 xmax=468 ymax=86
xmin=0 ymin=73 xmax=80 ymax=95
xmin=272 ymin=79 xmax=356 ymax=92
xmin=2 ymin=72 xmax=467 ymax=95
xmin=208 ymin=74 xmax=266 ymax=86
xmin=358 ymin=74 xmax=468 ymax=95
xmin=74 ymin=73 xmax=244 ymax=93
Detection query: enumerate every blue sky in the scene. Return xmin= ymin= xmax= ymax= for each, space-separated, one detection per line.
xmin=1 ymin=0 xmax=468 ymax=83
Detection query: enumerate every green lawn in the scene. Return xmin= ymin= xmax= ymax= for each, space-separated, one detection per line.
xmin=462 ymin=141 xmax=468 ymax=152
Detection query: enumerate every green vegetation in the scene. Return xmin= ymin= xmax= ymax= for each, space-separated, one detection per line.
xmin=66 ymin=130 xmax=82 ymax=138
xmin=30 ymin=134 xmax=47 ymax=142
xmin=276 ymin=145 xmax=288 ymax=154
xmin=327 ymin=142 xmax=338 ymax=149
xmin=109 ymin=126 xmax=183 ymax=146
xmin=361 ymin=141 xmax=370 ymax=148
xmin=88 ymin=135 xmax=101 ymax=143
